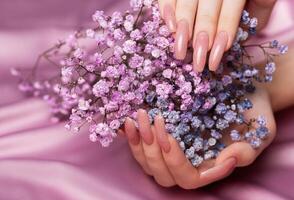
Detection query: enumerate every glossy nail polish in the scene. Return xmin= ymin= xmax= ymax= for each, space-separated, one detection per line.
xmin=163 ymin=5 xmax=176 ymax=32
xmin=193 ymin=32 xmax=209 ymax=72
xmin=155 ymin=115 xmax=171 ymax=153
xmin=200 ymin=157 xmax=237 ymax=179
xmin=209 ymin=31 xmax=228 ymax=71
xmin=175 ymin=19 xmax=189 ymax=60
xmin=138 ymin=109 xmax=154 ymax=145
xmin=125 ymin=118 xmax=140 ymax=145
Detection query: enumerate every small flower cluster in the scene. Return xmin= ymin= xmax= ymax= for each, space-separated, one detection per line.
xmin=12 ymin=0 xmax=287 ymax=166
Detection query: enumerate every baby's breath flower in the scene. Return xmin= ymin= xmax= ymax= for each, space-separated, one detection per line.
xmin=14 ymin=0 xmax=288 ymax=167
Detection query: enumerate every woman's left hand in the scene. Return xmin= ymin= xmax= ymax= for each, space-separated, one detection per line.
xmin=120 ymin=86 xmax=276 ymax=189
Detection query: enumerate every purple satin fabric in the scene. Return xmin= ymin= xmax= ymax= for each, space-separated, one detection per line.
xmin=0 ymin=0 xmax=293 ymax=199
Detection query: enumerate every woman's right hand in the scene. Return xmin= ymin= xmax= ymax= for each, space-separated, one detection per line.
xmin=157 ymin=0 xmax=277 ymax=72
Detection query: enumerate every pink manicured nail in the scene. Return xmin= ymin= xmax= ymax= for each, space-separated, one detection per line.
xmin=155 ymin=115 xmax=171 ymax=153
xmin=200 ymin=157 xmax=237 ymax=180
xmin=163 ymin=5 xmax=176 ymax=32
xmin=125 ymin=118 xmax=140 ymax=145
xmin=138 ymin=109 xmax=154 ymax=145
xmin=193 ymin=32 xmax=209 ymax=72
xmin=175 ymin=19 xmax=189 ymax=60
xmin=209 ymin=31 xmax=228 ymax=71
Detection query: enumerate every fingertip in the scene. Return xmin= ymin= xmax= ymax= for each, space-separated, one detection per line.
xmin=208 ymin=31 xmax=228 ymax=71
xmin=216 ymin=142 xmax=257 ymax=167
xmin=137 ymin=109 xmax=153 ymax=145
xmin=125 ymin=117 xmax=140 ymax=145
xmin=200 ymin=157 xmax=237 ymax=184
xmin=154 ymin=115 xmax=171 ymax=153
xmin=193 ymin=31 xmax=209 ymax=73
xmin=175 ymin=19 xmax=189 ymax=60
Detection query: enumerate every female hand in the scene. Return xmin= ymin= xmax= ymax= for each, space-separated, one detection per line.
xmin=158 ymin=0 xmax=277 ymax=72
xmin=120 ymin=86 xmax=276 ymax=189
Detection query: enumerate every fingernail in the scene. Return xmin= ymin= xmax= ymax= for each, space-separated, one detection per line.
xmin=163 ymin=4 xmax=176 ymax=32
xmin=209 ymin=31 xmax=228 ymax=71
xmin=155 ymin=115 xmax=171 ymax=153
xmin=125 ymin=117 xmax=140 ymax=145
xmin=193 ymin=32 xmax=209 ymax=72
xmin=175 ymin=19 xmax=189 ymax=60
xmin=200 ymin=157 xmax=237 ymax=179
xmin=138 ymin=109 xmax=154 ymax=145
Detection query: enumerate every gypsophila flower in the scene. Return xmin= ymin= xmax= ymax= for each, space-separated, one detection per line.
xmin=123 ymin=40 xmax=137 ymax=54
xmin=14 ymin=0 xmax=288 ymax=167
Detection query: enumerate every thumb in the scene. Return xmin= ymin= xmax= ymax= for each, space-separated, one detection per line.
xmin=216 ymin=88 xmax=276 ymax=167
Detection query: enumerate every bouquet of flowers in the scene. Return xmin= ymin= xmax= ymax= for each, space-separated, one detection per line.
xmin=12 ymin=0 xmax=288 ymax=167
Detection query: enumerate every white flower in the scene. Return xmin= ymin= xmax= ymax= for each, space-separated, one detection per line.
xmin=78 ymin=99 xmax=90 ymax=111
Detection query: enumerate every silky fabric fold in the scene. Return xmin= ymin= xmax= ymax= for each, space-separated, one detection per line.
xmin=0 ymin=0 xmax=293 ymax=199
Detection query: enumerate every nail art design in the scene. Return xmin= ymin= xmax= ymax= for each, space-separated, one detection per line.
xmin=209 ymin=31 xmax=228 ymax=71
xmin=193 ymin=32 xmax=209 ymax=72
xmin=163 ymin=4 xmax=176 ymax=32
xmin=175 ymin=19 xmax=189 ymax=60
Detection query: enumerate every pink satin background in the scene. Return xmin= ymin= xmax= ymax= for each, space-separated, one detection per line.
xmin=0 ymin=0 xmax=293 ymax=199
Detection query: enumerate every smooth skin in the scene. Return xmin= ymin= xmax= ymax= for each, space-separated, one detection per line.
xmin=158 ymin=0 xmax=277 ymax=72
xmin=120 ymin=45 xmax=294 ymax=189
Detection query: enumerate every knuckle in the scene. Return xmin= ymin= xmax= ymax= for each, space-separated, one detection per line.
xmin=144 ymin=149 xmax=160 ymax=163
xmin=240 ymin=150 xmax=257 ymax=167
xmin=166 ymin=158 xmax=185 ymax=169
xmin=155 ymin=179 xmax=176 ymax=188
xmin=178 ymin=182 xmax=199 ymax=190
xmin=197 ymin=14 xmax=217 ymax=26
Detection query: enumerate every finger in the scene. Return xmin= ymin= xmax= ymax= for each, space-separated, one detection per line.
xmin=154 ymin=115 xmax=171 ymax=153
xmin=216 ymin=89 xmax=276 ymax=167
xmin=198 ymin=157 xmax=237 ymax=187
xmin=161 ymin=134 xmax=202 ymax=189
xmin=247 ymin=0 xmax=277 ymax=30
xmin=137 ymin=109 xmax=153 ymax=145
xmin=141 ymin=125 xmax=176 ymax=187
xmin=193 ymin=0 xmax=223 ymax=72
xmin=125 ymin=118 xmax=152 ymax=175
xmin=209 ymin=0 xmax=246 ymax=71
xmin=174 ymin=0 xmax=198 ymax=60
xmin=158 ymin=0 xmax=177 ymax=32
xmin=118 ymin=129 xmax=126 ymax=137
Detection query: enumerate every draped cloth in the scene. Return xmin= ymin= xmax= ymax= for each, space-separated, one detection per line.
xmin=0 ymin=0 xmax=293 ymax=199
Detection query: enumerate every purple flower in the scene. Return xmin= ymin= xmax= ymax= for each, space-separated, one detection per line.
xmin=156 ymin=82 xmax=173 ymax=98
xmin=123 ymin=40 xmax=137 ymax=54
xmin=278 ymin=45 xmax=288 ymax=54
xmin=93 ymin=80 xmax=110 ymax=97
xmin=92 ymin=11 xmax=108 ymax=28
xmin=113 ymin=29 xmax=125 ymax=40
xmin=130 ymin=0 xmax=143 ymax=11
xmin=162 ymin=69 xmax=173 ymax=79
xmin=265 ymin=62 xmax=276 ymax=74
xmin=129 ymin=54 xmax=144 ymax=68
xmin=16 ymin=1 xmax=288 ymax=167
